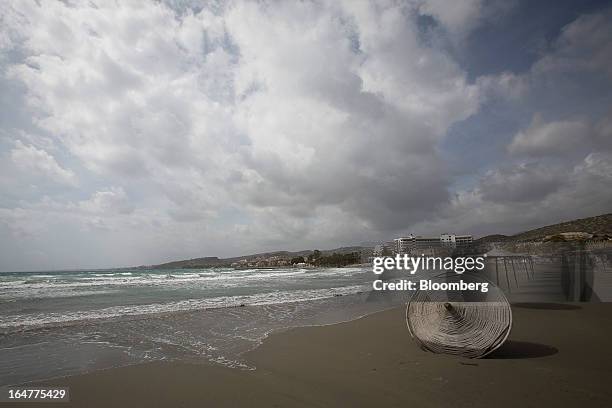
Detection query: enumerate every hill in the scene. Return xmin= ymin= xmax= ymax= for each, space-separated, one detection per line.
xmin=473 ymin=234 xmax=510 ymax=244
xmin=512 ymin=213 xmax=612 ymax=242
xmin=476 ymin=213 xmax=612 ymax=243
xmin=147 ymin=214 xmax=612 ymax=268
xmin=148 ymin=246 xmax=366 ymax=269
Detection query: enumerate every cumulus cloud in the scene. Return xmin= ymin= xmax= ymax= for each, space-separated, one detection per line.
xmin=477 ymin=71 xmax=528 ymax=101
xmin=2 ymin=1 xmax=479 ymax=228
xmin=533 ymin=8 xmax=612 ymax=79
xmin=416 ymin=0 xmax=484 ymax=36
xmin=507 ymin=110 xmax=612 ymax=158
xmin=0 ymin=0 xmax=611 ymax=270
xmin=77 ymin=187 xmax=133 ymax=215
xmin=479 ymin=162 xmax=565 ymax=203
xmin=508 ymin=114 xmax=592 ymax=156
xmin=409 ymin=152 xmax=612 ymax=237
xmin=10 ymin=140 xmax=77 ymax=186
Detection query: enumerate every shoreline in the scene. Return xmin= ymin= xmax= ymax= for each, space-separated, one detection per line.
xmin=11 ymin=302 xmax=612 ymax=407
xmin=7 ymin=301 xmax=400 ymax=386
xmin=1 ymin=288 xmax=404 ymax=387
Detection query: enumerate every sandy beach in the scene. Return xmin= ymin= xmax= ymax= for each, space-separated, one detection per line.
xmin=7 ymin=302 xmax=611 ymax=407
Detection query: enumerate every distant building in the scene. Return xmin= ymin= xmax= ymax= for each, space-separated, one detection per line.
xmin=455 ymin=235 xmax=473 ymax=247
xmin=440 ymin=234 xmax=473 ymax=248
xmin=440 ymin=233 xmax=456 ymax=247
xmin=394 ymin=236 xmax=415 ymax=255
xmin=391 ymin=233 xmax=473 ymax=255
xmin=415 ymin=236 xmax=441 ymax=249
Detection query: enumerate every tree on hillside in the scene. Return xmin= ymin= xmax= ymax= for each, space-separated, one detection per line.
xmin=314 ymin=252 xmax=360 ymax=267
xmin=308 ymin=249 xmax=322 ymax=262
xmin=291 ymin=256 xmax=305 ymax=264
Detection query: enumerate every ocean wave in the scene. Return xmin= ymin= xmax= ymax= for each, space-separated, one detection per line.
xmin=0 ymin=289 xmax=118 ymax=300
xmin=0 ymin=267 xmax=369 ymax=295
xmin=0 ymin=284 xmax=368 ymax=331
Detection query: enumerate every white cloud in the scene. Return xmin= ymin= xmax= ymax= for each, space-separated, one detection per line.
xmin=77 ymin=187 xmax=133 ymax=215
xmin=412 ymin=0 xmax=515 ymax=42
xmin=534 ymin=8 xmax=612 ymax=79
xmin=477 ymin=71 xmax=528 ymax=101
xmin=508 ymin=114 xmax=591 ymax=156
xmin=479 ymin=162 xmax=565 ymax=203
xmin=490 ymin=7 xmax=612 ymax=157
xmin=416 ymin=0 xmax=484 ymax=36
xmin=505 ymin=108 xmax=612 ymax=160
xmin=2 ymin=1 xmax=483 ymax=230
xmin=409 ymin=152 xmax=612 ymax=237
xmin=0 ymin=1 xmax=611 ymax=270
xmin=10 ymin=140 xmax=77 ymax=186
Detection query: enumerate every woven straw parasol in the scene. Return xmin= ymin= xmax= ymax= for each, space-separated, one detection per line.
xmin=406 ymin=272 xmax=512 ymax=358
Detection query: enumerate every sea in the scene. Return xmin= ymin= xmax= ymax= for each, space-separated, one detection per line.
xmin=0 ymin=266 xmax=406 ymax=386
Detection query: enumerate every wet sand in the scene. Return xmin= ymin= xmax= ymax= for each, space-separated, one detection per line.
xmin=10 ymin=303 xmax=612 ymax=407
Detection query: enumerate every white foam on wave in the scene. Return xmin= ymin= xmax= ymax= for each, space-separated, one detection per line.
xmin=0 ymin=267 xmax=369 ymax=298
xmin=0 ymin=284 xmax=368 ymax=330
xmin=0 ymin=289 xmax=118 ymax=300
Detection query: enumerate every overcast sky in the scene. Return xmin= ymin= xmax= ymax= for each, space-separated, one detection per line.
xmin=1 ymin=0 xmax=611 ymax=271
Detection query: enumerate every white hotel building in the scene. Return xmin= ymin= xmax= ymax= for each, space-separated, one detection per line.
xmin=393 ymin=234 xmax=473 ymax=255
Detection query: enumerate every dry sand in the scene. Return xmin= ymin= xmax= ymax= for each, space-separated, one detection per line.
xmin=8 ymin=303 xmax=612 ymax=407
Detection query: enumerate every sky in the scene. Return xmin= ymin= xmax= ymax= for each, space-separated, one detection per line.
xmin=1 ymin=0 xmax=611 ymax=271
